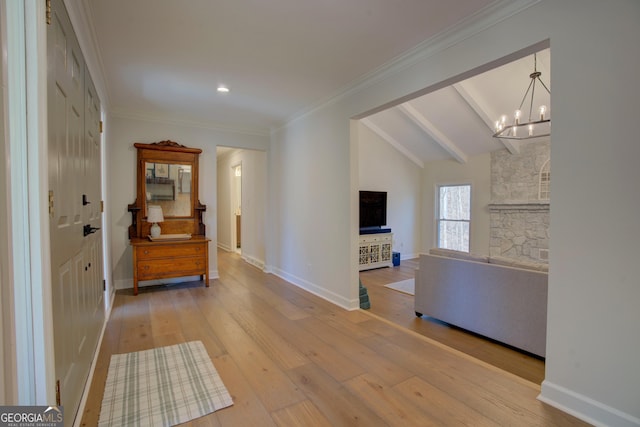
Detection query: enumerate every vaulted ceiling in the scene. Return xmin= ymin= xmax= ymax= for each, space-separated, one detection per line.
xmin=84 ymin=0 xmax=549 ymax=165
xmin=362 ymin=48 xmax=550 ymax=166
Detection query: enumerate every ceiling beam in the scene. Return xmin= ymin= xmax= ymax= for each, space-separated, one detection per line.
xmin=398 ymin=103 xmax=467 ymax=164
xmin=360 ymin=118 xmax=424 ymax=168
xmin=452 ymin=81 xmax=520 ymax=154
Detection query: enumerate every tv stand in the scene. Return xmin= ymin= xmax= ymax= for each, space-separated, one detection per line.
xmin=359 ymin=231 xmax=393 ymax=271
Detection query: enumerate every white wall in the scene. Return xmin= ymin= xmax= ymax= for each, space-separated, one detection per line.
xmin=216 ymin=148 xmax=267 ymax=269
xmin=421 ymin=153 xmax=491 ymax=255
xmin=358 ymin=122 xmax=421 ymax=259
xmin=269 ymin=108 xmax=357 ymax=308
xmin=108 ymin=116 xmax=269 ymax=289
xmin=540 ymin=2 xmax=640 ymax=425
xmin=269 ymin=1 xmax=640 ymax=425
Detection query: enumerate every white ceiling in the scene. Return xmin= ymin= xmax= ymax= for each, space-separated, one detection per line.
xmin=85 ymin=0 xmax=549 ymax=165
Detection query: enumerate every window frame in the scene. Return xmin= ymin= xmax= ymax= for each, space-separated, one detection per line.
xmin=436 ymin=183 xmax=472 ymax=253
xmin=538 ymin=158 xmax=550 ymax=200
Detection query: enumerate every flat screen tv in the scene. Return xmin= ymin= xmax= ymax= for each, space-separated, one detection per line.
xmin=359 ymin=191 xmax=387 ymax=229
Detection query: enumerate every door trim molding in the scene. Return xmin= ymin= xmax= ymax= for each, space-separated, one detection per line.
xmin=25 ymin=0 xmax=56 ymax=405
xmin=5 ymin=0 xmax=54 ymax=404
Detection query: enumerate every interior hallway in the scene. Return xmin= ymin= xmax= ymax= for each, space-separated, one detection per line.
xmin=80 ymin=250 xmax=568 ymax=426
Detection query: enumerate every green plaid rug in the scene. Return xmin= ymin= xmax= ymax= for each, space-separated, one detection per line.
xmin=98 ymin=341 xmax=233 ymax=426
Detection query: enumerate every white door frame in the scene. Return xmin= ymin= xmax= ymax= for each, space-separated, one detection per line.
xmin=3 ymin=0 xmax=55 ymax=404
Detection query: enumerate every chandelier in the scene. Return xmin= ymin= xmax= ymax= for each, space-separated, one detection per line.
xmin=493 ymin=53 xmax=550 ymax=140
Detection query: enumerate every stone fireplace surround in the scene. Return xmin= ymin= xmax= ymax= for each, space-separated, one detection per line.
xmin=489 ymin=141 xmax=550 ymax=264
xmin=489 ymin=200 xmax=549 ymax=263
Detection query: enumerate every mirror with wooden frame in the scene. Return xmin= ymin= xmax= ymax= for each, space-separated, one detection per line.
xmin=144 ymin=161 xmax=192 ymax=216
xmin=128 ymin=141 xmax=206 ymax=239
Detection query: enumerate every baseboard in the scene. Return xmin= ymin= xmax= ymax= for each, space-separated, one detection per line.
xmin=242 ymin=254 xmax=265 ymax=270
xmin=539 ymin=380 xmax=640 ymax=427
xmin=217 ymin=242 xmax=232 ymax=252
xmin=114 ymin=278 xmax=133 ymax=290
xmin=271 ymin=267 xmax=359 ymax=311
xmin=73 ymin=296 xmax=115 ymax=427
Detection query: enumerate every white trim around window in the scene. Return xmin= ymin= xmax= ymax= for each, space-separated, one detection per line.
xmin=436 ymin=183 xmax=471 ymax=253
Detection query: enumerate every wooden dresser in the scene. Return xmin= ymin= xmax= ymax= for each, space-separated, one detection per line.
xmin=127 ymin=140 xmax=209 ymax=295
xmin=131 ymin=236 xmax=210 ymax=295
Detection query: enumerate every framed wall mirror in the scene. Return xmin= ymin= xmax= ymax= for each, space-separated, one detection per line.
xmin=128 ymin=141 xmax=206 ymax=239
xmin=144 ymin=162 xmax=193 ymax=217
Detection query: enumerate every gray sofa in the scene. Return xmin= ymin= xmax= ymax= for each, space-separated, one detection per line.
xmin=414 ymin=248 xmax=548 ymax=357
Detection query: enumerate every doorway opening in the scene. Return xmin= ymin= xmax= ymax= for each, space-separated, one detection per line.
xmin=354 ymin=41 xmax=550 ymax=382
xmin=215 ymin=146 xmax=267 ymax=275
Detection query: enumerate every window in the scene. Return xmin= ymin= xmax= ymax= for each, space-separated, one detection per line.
xmin=437 ymin=184 xmax=471 ymax=252
xmin=538 ymin=158 xmax=550 ymax=200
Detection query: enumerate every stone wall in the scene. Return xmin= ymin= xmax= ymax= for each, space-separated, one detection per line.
xmin=489 ymin=140 xmax=550 ymax=263
xmin=491 ymin=140 xmax=550 ymax=202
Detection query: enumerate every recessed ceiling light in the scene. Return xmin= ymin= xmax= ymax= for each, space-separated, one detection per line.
xmin=217 ymin=86 xmax=229 ymax=93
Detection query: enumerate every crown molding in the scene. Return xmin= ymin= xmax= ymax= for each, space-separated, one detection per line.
xmin=279 ymin=0 xmax=540 ymax=131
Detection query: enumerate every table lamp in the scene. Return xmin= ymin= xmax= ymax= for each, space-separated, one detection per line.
xmin=147 ymin=205 xmax=164 ymax=238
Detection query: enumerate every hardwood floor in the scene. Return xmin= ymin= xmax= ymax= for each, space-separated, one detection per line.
xmin=359 ymin=258 xmax=546 ymax=384
xmin=80 ymin=250 xmax=585 ymax=426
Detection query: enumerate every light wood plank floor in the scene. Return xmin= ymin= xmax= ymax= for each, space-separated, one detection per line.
xmin=80 ymin=250 xmax=585 ymax=426
xmin=359 ymin=258 xmax=546 ymax=384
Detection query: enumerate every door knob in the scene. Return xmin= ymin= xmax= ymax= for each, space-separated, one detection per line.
xmin=83 ymin=224 xmax=100 ymax=236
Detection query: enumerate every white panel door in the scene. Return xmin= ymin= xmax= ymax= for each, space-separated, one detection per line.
xmin=82 ymin=70 xmax=104 ymax=347
xmin=47 ymin=0 xmax=104 ymax=424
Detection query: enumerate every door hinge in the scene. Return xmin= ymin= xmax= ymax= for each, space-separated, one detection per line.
xmin=55 ymin=379 xmax=61 ymax=406
xmin=46 ymin=0 xmax=52 ymax=25
xmin=99 ymin=121 xmax=103 ymax=133
xmin=103 ymin=279 xmax=106 ymax=292
xmin=100 ymin=200 xmax=104 ymax=213
xmin=48 ymin=190 xmax=54 ymax=218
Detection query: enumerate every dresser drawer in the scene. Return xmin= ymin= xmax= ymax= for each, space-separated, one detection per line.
xmin=136 ymin=243 xmax=206 ymax=259
xmin=131 ymin=237 xmax=210 ymax=294
xmin=137 ymin=256 xmax=206 ymax=280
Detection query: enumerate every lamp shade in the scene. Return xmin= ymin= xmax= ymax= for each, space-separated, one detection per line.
xmin=147 ymin=205 xmax=164 ymax=223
